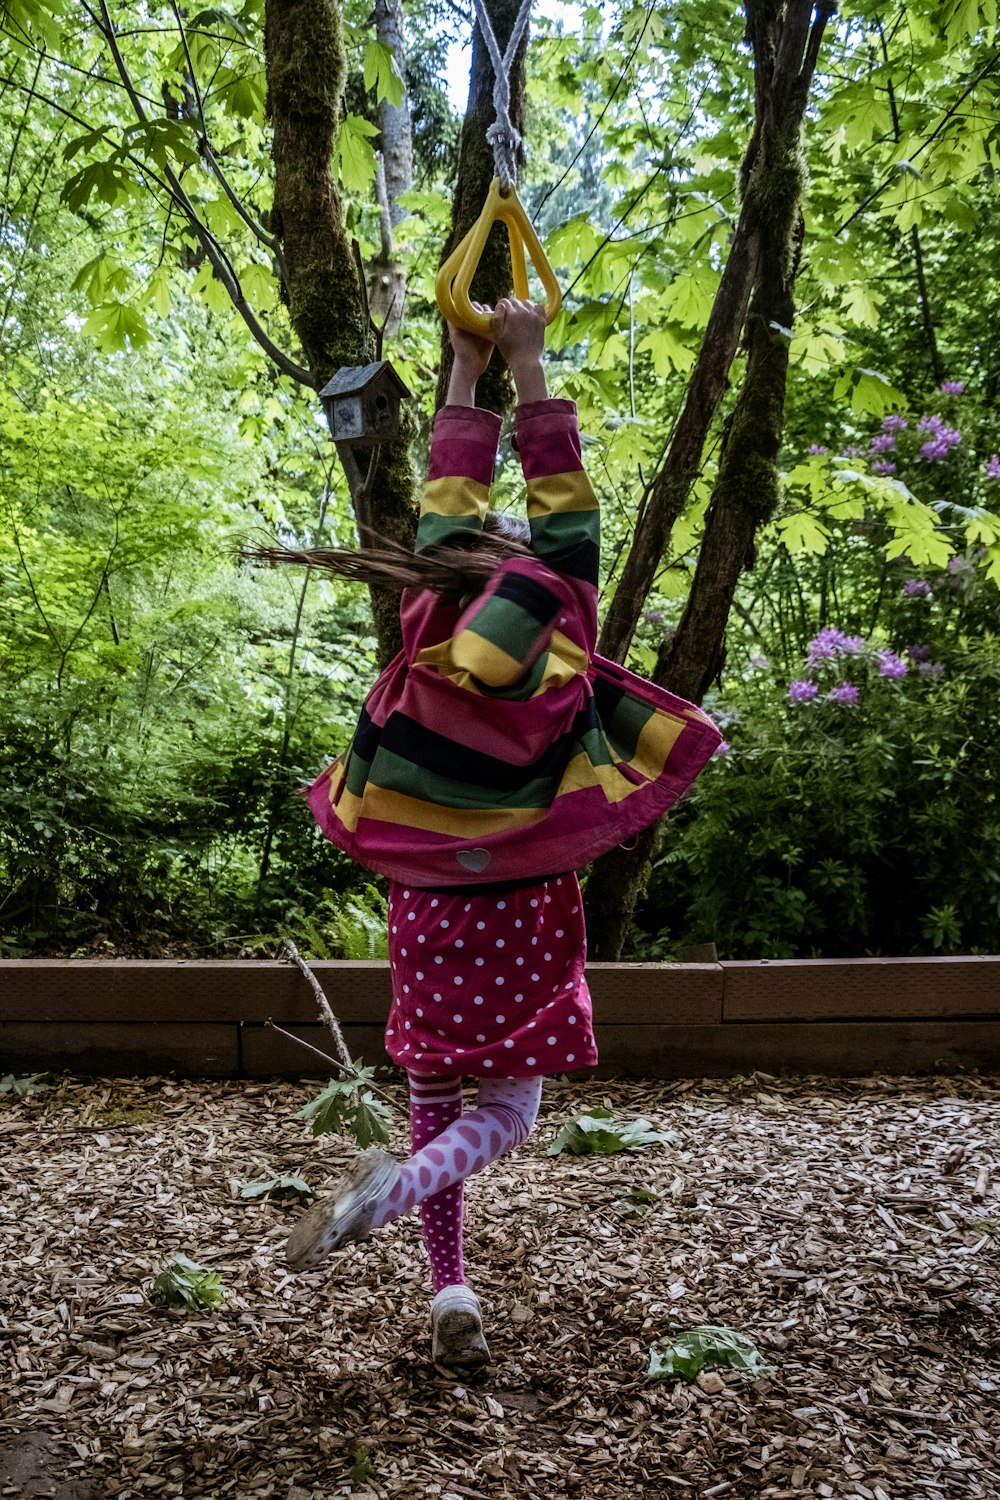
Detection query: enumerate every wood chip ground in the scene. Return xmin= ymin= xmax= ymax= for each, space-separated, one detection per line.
xmin=1 ymin=1072 xmax=998 ymax=1499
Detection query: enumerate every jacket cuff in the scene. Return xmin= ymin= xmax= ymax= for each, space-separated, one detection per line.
xmin=515 ymin=398 xmax=578 ymax=425
xmin=435 ymin=405 xmax=504 ymax=438
xmin=514 ymin=399 xmax=584 ymax=479
xmin=429 ymin=405 xmax=503 ymax=486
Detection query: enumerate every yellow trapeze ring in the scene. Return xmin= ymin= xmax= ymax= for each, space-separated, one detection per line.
xmin=435 ymin=177 xmax=562 ymax=337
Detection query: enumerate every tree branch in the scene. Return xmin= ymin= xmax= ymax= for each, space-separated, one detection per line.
xmin=88 ymin=0 xmax=313 ymax=385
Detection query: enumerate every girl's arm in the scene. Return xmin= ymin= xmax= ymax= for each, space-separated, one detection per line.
xmin=416 ymin=309 xmax=502 ymax=556
xmin=492 ymin=300 xmax=600 ymax=649
xmin=447 ymin=303 xmax=597 ymax=688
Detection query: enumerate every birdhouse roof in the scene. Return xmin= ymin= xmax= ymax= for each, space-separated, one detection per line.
xmin=319 ymin=361 xmax=412 ymax=401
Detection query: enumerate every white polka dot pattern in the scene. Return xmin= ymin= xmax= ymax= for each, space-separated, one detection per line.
xmin=385 ymin=874 xmax=596 ymax=1077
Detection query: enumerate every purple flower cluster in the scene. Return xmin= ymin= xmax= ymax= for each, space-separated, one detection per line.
xmin=788 ymin=679 xmax=819 ymax=703
xmin=870 ymin=433 xmax=896 ymax=453
xmin=917 ymin=414 xmax=962 ymax=463
xmin=986 ymin=455 xmax=1000 ymax=482
xmin=807 ymin=627 xmax=866 ymax=662
xmin=903 ymin=579 xmax=932 ymax=599
xmin=919 ymin=661 xmax=945 ymax=677
xmin=808 ymin=444 xmax=828 ymax=456
xmin=907 ymin=644 xmax=931 ymax=662
xmin=882 ymin=414 xmax=909 ymax=433
xmin=878 ymin=650 xmax=908 ymax=679
xmin=872 ymin=460 xmax=897 ymax=476
xmin=829 ymin=682 xmax=859 ymax=705
xmin=939 ymin=380 xmax=965 ymax=395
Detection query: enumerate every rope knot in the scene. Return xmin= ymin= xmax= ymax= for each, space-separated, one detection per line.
xmin=486 ymin=120 xmax=523 ymax=192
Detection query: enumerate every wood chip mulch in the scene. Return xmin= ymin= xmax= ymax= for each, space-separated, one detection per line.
xmin=1 ymin=1071 xmax=998 ymax=1500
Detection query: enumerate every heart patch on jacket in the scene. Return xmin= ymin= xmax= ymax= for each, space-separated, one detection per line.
xmin=456 ymin=848 xmax=491 ymax=873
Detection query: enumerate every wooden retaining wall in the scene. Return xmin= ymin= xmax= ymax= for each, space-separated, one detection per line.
xmin=2 ymin=956 xmax=999 ymax=1078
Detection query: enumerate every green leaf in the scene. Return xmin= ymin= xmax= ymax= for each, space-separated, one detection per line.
xmin=935 ymin=0 xmax=997 ymax=47
xmin=352 ymin=1093 xmax=393 ymax=1148
xmin=296 ymin=1077 xmax=357 ymax=1137
xmin=334 ymin=114 xmax=381 ymax=195
xmin=648 ymin=1325 xmax=774 ymax=1382
xmin=151 ymin=1255 xmax=227 ymax=1309
xmin=71 ymin=252 xmax=129 ymax=306
xmin=615 ymin=1186 xmax=660 ymax=1216
xmin=363 ymin=40 xmax=405 ymax=107
xmin=61 ymin=159 xmax=134 ymax=213
xmin=548 ymin=1109 xmax=680 ymax=1156
xmin=238 ymin=1174 xmax=314 ymax=1202
xmin=63 ymin=127 xmax=113 ymax=163
xmin=295 ymin=1066 xmax=393 ymax=1147
xmin=775 ymin=512 xmax=831 ymax=555
xmin=0 ymin=1073 xmax=50 ymax=1096
xmin=832 ymin=367 xmax=906 ymax=418
xmin=637 ymin=324 xmax=696 ymax=376
xmin=81 ymin=300 xmax=151 ymax=353
xmin=213 ymin=65 xmax=266 ymax=120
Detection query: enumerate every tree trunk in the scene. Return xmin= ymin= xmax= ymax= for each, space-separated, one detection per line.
xmin=369 ymin=0 xmax=411 ymax=336
xmin=597 ymin=210 xmax=762 ymax=663
xmin=435 ymin=0 xmax=528 ymax=416
xmin=585 ymin=0 xmax=835 ymax=960
xmin=264 ymin=0 xmax=415 ymax=667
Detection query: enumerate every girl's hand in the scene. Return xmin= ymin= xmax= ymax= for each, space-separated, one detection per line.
xmin=448 ymin=303 xmax=495 ymax=383
xmin=490 ymin=298 xmax=546 ymax=373
xmin=491 ymin=299 xmax=548 ymax=404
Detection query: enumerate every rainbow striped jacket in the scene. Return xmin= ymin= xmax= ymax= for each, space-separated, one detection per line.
xmin=307 ymin=398 xmax=722 ymax=886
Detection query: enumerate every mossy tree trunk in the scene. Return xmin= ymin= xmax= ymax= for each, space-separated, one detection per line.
xmin=586 ymin=0 xmax=835 ymax=960
xmin=264 ymin=0 xmax=415 ymax=668
xmin=369 ymin=0 xmax=411 ymax=336
xmin=434 ymin=0 xmax=528 ymax=416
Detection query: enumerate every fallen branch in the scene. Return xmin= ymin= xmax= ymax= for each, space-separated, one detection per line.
xmin=282 ymin=936 xmax=353 ymax=1071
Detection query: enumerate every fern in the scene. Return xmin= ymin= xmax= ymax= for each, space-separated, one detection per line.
xmin=332 ymin=883 xmax=388 ymax=960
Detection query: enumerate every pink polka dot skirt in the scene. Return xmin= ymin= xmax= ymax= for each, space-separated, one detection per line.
xmin=385 ymin=874 xmax=598 ymax=1078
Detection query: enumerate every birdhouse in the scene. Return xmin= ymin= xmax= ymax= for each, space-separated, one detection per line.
xmin=319 ymin=361 xmax=411 ymax=447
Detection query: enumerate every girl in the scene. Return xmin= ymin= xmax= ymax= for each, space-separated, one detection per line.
xmin=271 ymin=300 xmax=721 ymax=1372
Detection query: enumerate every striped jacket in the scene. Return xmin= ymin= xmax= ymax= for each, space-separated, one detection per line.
xmin=307 ymin=398 xmax=722 ymax=886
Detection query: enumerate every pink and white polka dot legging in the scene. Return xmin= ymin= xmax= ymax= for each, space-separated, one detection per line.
xmin=369 ymin=1071 xmax=543 ymax=1293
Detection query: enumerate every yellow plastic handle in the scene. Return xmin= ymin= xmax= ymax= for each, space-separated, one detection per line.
xmin=435 ymin=178 xmax=562 ymax=337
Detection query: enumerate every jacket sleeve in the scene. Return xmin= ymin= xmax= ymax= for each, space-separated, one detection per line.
xmin=415 ymin=404 xmax=503 ymax=553
xmin=449 ymin=399 xmax=599 ymax=688
xmin=514 ymin=397 xmax=599 ymax=651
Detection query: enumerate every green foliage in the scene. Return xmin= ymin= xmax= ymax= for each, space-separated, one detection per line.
xmin=151 ymin=1255 xmax=227 ymax=1309
xmin=345 ymin=1447 xmax=377 ymax=1486
xmin=1 ymin=0 xmax=998 ymax=964
xmin=647 ymin=1326 xmax=773 ymax=1383
xmin=634 ymin=530 xmax=1000 ymax=960
xmin=0 ymin=1073 xmax=51 ymax=1096
xmin=548 ymin=1108 xmax=680 ymax=1156
xmin=238 ymin=1174 xmax=314 ymax=1202
xmin=295 ymin=1065 xmax=393 ymax=1148
xmin=331 ymin=885 xmax=389 ymax=960
xmin=614 ymin=1186 xmax=660 ymax=1217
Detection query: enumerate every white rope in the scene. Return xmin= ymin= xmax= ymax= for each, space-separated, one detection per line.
xmin=471 ymin=0 xmax=534 ymax=192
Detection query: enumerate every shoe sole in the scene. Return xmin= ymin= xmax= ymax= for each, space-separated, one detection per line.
xmin=286 ymin=1152 xmax=397 ymax=1271
xmin=433 ymin=1305 xmax=491 ymax=1371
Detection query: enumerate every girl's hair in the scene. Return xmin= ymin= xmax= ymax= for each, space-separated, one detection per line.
xmin=248 ymin=511 xmax=531 ymax=599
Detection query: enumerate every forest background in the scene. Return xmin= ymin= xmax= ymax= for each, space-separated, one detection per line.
xmin=2 ymin=0 xmax=999 ymax=964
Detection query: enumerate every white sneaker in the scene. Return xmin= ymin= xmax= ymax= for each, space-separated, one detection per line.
xmin=431 ymin=1285 xmax=491 ymax=1372
xmin=285 ymin=1146 xmax=400 ymax=1271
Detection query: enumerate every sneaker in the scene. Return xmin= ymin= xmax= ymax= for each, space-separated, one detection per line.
xmin=431 ymin=1285 xmax=491 ymax=1372
xmin=285 ymin=1146 xmax=400 ymax=1271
